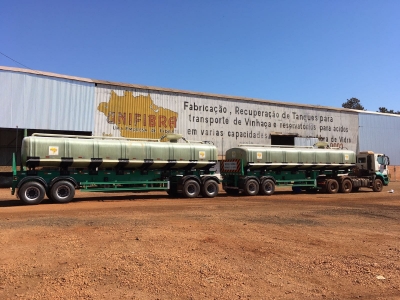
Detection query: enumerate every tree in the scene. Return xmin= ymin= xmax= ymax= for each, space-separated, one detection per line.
xmin=342 ymin=98 xmax=365 ymax=110
xmin=377 ymin=107 xmax=400 ymax=114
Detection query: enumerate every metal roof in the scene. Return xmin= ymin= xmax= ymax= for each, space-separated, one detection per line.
xmin=358 ymin=110 xmax=400 ymax=118
xmin=0 ymin=66 xmax=93 ymax=83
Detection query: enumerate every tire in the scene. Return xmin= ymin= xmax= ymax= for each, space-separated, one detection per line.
xmin=372 ymin=179 xmax=383 ymax=192
xmin=18 ymin=181 xmax=46 ymax=205
xmin=259 ymin=179 xmax=275 ymax=196
xmin=326 ymin=179 xmax=339 ymax=194
xmin=243 ymin=179 xmax=259 ymax=196
xmin=50 ymin=180 xmax=75 ymax=203
xmin=201 ymin=180 xmax=219 ymax=198
xmin=352 ymin=187 xmax=360 ymax=192
xmin=182 ymin=179 xmax=200 ymax=198
xmin=340 ymin=179 xmax=353 ymax=193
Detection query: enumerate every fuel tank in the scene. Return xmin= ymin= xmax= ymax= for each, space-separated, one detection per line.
xmin=225 ymin=146 xmax=356 ymax=170
xmin=21 ymin=134 xmax=217 ymax=170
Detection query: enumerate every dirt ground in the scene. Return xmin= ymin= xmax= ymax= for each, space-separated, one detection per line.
xmin=0 ymin=182 xmax=399 ymax=300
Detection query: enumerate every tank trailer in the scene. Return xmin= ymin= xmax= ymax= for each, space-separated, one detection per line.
xmin=220 ymin=144 xmax=390 ymax=196
xmin=11 ymin=134 xmax=390 ymax=204
xmin=11 ymin=134 xmax=220 ymax=204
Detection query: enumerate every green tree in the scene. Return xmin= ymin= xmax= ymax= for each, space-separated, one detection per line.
xmin=377 ymin=107 xmax=400 ymax=114
xmin=342 ymin=98 xmax=365 ymax=110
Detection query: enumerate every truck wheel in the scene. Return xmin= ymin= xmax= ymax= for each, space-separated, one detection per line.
xmin=326 ymin=179 xmax=339 ymax=194
xmin=340 ymin=179 xmax=352 ymax=193
xmin=259 ymin=179 xmax=275 ymax=196
xmin=50 ymin=181 xmax=75 ymax=203
xmin=244 ymin=179 xmax=259 ymax=196
xmin=182 ymin=180 xmax=200 ymax=198
xmin=352 ymin=187 xmax=360 ymax=192
xmin=201 ymin=180 xmax=219 ymax=198
xmin=372 ymin=179 xmax=383 ymax=192
xmin=18 ymin=181 xmax=46 ymax=205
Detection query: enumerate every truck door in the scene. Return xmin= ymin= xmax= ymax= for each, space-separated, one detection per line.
xmin=367 ymin=155 xmax=372 ymax=172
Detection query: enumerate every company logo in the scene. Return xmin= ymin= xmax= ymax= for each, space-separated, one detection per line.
xmin=98 ymin=91 xmax=178 ymax=139
xmin=49 ymin=146 xmax=59 ymax=156
xmin=199 ymin=151 xmax=206 ymax=159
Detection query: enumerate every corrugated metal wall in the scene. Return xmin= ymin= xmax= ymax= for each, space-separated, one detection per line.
xmin=0 ymin=69 xmax=95 ymax=131
xmin=359 ymin=113 xmax=400 ymax=165
xmin=1 ymin=67 xmax=398 ymax=170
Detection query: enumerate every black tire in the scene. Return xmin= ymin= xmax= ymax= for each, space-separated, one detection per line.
xmin=326 ymin=179 xmax=339 ymax=194
xmin=243 ymin=179 xmax=259 ymax=196
xmin=340 ymin=179 xmax=353 ymax=193
xmin=352 ymin=187 xmax=360 ymax=192
xmin=18 ymin=181 xmax=46 ymax=205
xmin=372 ymin=179 xmax=383 ymax=192
xmin=201 ymin=180 xmax=219 ymax=198
xmin=259 ymin=179 xmax=275 ymax=196
xmin=50 ymin=180 xmax=75 ymax=203
xmin=182 ymin=179 xmax=200 ymax=198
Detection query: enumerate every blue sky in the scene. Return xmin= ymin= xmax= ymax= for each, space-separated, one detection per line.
xmin=1 ymin=0 xmax=399 ymax=112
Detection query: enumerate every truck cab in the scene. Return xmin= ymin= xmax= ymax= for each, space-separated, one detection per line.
xmin=356 ymin=151 xmax=390 ymax=176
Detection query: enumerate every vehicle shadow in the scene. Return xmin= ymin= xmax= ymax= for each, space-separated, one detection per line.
xmin=0 ymin=193 xmax=175 ymax=207
xmin=0 ymin=189 xmax=375 ymax=207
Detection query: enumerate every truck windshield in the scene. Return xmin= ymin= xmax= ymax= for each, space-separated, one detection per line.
xmin=377 ymin=155 xmax=390 ymax=165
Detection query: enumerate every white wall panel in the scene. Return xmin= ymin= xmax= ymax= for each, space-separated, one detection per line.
xmin=0 ymin=70 xmax=95 ymax=131
xmin=359 ymin=113 xmax=400 ymax=165
xmin=94 ymin=85 xmax=359 ymax=156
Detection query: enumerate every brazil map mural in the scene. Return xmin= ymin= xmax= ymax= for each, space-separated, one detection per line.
xmin=97 ymin=91 xmax=178 ymax=139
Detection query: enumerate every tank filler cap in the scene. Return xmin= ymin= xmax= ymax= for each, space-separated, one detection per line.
xmin=314 ymin=141 xmax=330 ymax=149
xmin=165 ymin=133 xmax=184 ymax=143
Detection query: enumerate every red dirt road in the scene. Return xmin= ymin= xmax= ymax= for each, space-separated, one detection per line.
xmin=1 ymin=183 xmax=399 ymax=299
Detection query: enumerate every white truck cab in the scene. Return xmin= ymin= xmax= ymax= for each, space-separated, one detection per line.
xmin=356 ymin=151 xmax=390 ymax=176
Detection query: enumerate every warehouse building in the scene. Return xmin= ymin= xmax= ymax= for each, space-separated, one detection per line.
xmin=1 ymin=66 xmax=399 ymax=183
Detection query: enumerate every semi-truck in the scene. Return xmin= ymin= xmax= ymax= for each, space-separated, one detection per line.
xmin=11 ymin=134 xmax=391 ymax=204
xmin=11 ymin=133 xmax=220 ymax=205
xmin=220 ymin=144 xmax=390 ymax=196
